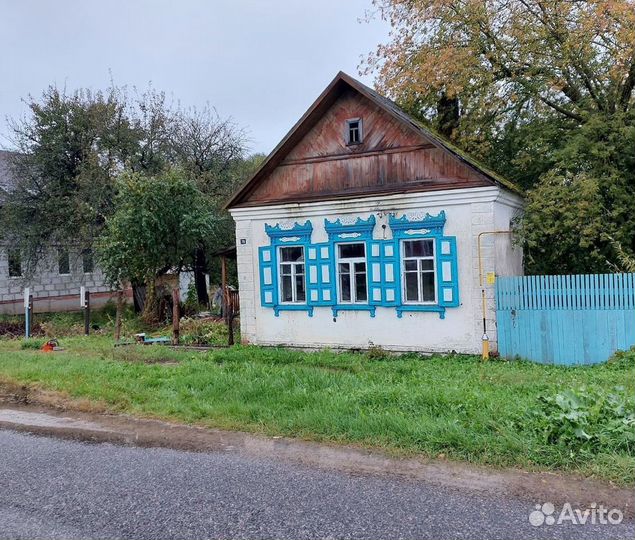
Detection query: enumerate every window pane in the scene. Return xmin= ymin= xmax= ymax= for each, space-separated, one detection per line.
xmin=338 ymin=243 xmax=365 ymax=259
xmin=280 ymin=246 xmax=304 ymax=262
xmin=355 ymin=274 xmax=367 ymax=302
xmin=82 ymin=249 xmax=94 ymax=273
xmin=404 ymin=239 xmax=433 ymax=258
xmin=58 ymin=249 xmax=70 ymax=275
xmin=295 ymin=274 xmax=305 ymax=302
xmin=420 ymin=259 xmax=434 ymax=271
xmin=295 ymin=264 xmax=304 ymax=276
xmin=404 ymin=260 xmax=417 ymax=271
xmin=281 ymin=275 xmax=293 ymax=302
xmin=281 ymin=263 xmax=292 ymax=276
xmin=353 ymin=261 xmax=366 ymax=274
xmin=340 ymin=273 xmax=351 ymax=302
xmin=421 ymin=272 xmax=436 ymax=302
xmin=8 ymin=249 xmax=21 ymax=277
xmin=405 ymin=272 xmax=419 ymax=302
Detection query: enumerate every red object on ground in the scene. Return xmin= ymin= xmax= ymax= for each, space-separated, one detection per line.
xmin=41 ymin=340 xmax=58 ymax=352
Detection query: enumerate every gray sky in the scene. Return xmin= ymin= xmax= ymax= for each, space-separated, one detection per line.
xmin=0 ymin=0 xmax=390 ymax=155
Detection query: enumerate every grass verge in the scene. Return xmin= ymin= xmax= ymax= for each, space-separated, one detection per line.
xmin=0 ymin=336 xmax=632 ymax=484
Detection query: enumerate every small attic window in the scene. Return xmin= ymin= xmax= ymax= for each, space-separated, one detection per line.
xmin=346 ymin=118 xmax=362 ymax=145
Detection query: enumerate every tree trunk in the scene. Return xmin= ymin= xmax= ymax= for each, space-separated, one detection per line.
xmin=172 ymin=285 xmax=180 ymax=346
xmin=142 ymin=278 xmax=159 ymax=324
xmin=436 ymin=93 xmax=460 ymax=139
xmin=114 ymin=289 xmax=124 ymax=342
xmin=194 ymin=247 xmax=209 ymax=306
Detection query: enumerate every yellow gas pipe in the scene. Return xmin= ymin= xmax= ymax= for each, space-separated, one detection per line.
xmin=477 ymin=230 xmax=513 ymax=360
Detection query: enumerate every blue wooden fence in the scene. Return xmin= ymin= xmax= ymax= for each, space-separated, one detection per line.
xmin=496 ymin=273 xmax=635 ymax=365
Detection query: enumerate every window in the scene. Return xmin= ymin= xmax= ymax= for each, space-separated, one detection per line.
xmin=279 ymin=246 xmax=305 ymax=303
xmin=58 ymin=248 xmax=70 ymax=275
xmin=8 ymin=249 xmax=22 ymax=278
xmin=82 ymin=249 xmax=94 ymax=273
xmin=346 ymin=118 xmax=362 ymax=144
xmin=402 ymin=239 xmax=436 ymax=303
xmin=337 ymin=243 xmax=367 ymax=303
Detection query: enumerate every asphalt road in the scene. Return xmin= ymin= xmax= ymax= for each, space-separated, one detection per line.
xmin=0 ymin=429 xmax=632 ymax=540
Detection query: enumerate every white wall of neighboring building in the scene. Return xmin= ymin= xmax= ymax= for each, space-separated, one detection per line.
xmin=230 ymin=186 xmax=523 ymax=354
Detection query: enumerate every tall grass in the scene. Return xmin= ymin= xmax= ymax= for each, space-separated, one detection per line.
xmin=0 ymin=337 xmax=632 ymax=483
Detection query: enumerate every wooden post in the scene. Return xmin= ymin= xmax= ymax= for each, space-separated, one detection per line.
xmin=221 ymin=256 xmax=234 ymax=346
xmin=172 ymin=286 xmax=180 ymax=346
xmin=114 ymin=289 xmax=124 ymax=342
xmin=84 ymin=290 xmax=91 ymax=336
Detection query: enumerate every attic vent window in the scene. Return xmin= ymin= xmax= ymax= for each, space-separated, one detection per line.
xmin=346 ymin=118 xmax=362 ymax=145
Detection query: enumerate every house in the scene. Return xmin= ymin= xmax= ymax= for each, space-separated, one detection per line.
xmin=0 ymin=150 xmax=123 ymax=315
xmin=225 ymin=72 xmax=523 ymax=354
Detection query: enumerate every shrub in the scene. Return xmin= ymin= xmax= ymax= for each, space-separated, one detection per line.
xmin=20 ymin=338 xmax=46 ymax=350
xmin=530 ymin=386 xmax=635 ymax=455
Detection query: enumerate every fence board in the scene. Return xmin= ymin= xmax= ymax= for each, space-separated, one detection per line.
xmin=496 ymin=273 xmax=635 ymax=365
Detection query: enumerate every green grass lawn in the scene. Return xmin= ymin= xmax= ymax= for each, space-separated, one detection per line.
xmin=0 ymin=335 xmax=633 ymax=484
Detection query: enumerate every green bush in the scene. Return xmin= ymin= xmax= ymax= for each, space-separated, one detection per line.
xmin=530 ymin=386 xmax=635 ymax=454
xmin=20 ymin=338 xmax=46 ymax=350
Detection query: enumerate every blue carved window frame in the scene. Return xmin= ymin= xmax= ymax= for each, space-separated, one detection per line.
xmin=258 ymin=211 xmax=459 ymax=320
xmin=389 ymin=211 xmax=460 ymax=319
xmin=325 ymin=216 xmax=377 ymax=317
xmin=262 ymin=221 xmax=314 ymax=316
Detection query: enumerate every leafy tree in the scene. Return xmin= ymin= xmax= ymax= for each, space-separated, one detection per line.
xmin=366 ymin=0 xmax=635 ymax=273
xmin=1 ymin=86 xmax=139 ymax=274
xmin=2 ymin=83 xmax=251 ymax=306
xmin=366 ymin=0 xmax=635 ymax=148
xmin=98 ymin=169 xmax=218 ymax=307
xmin=170 ymin=105 xmax=248 ymax=304
xmin=515 ymin=111 xmax=635 ymax=273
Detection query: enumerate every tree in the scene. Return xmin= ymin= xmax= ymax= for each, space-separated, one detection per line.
xmin=170 ymin=105 xmax=248 ymax=304
xmin=1 ymin=86 xmax=139 ymax=274
xmin=98 ymin=168 xmax=218 ymax=285
xmin=98 ymin=169 xmax=218 ymax=322
xmin=365 ymin=0 xmax=635 ymax=272
xmin=365 ymin=0 xmax=635 ymax=148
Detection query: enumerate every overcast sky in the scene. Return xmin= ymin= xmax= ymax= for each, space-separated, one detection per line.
xmin=0 ymin=0 xmax=390 ymax=155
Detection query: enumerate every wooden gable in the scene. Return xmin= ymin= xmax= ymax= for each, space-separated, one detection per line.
xmin=226 ymin=73 xmax=518 ymax=208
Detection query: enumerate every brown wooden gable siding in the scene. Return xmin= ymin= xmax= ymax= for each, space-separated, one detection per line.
xmin=243 ymin=87 xmax=489 ymax=206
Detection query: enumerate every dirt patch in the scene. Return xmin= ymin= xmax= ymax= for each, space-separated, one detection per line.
xmin=0 ymin=380 xmax=632 ymax=520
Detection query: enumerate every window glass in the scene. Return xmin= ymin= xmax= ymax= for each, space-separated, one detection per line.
xmin=278 ymin=246 xmax=305 ymax=303
xmin=404 ymin=239 xmax=434 ymax=258
xmin=58 ymin=248 xmax=70 ymax=275
xmin=82 ymin=249 xmax=94 ymax=273
xmin=8 ymin=249 xmax=21 ymax=278
xmin=281 ymin=246 xmax=304 ymax=262
xmin=338 ymin=243 xmax=365 ymax=258
xmin=404 ymin=272 xmax=419 ymax=302
xmin=402 ymin=239 xmax=436 ymax=303
xmin=337 ymin=243 xmax=367 ymax=304
xmin=347 ymin=119 xmax=362 ymax=144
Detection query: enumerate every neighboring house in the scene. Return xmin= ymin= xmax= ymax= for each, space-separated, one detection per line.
xmin=0 ymin=150 xmax=119 ymax=315
xmin=225 ymin=72 xmax=524 ymax=354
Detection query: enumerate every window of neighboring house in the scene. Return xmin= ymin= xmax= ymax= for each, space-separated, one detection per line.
xmin=402 ymin=239 xmax=436 ymax=303
xmin=337 ymin=242 xmax=367 ymax=303
xmin=58 ymin=248 xmax=70 ymax=275
xmin=279 ymin=246 xmax=306 ymax=303
xmin=8 ymin=249 xmax=22 ymax=278
xmin=82 ymin=248 xmax=94 ymax=274
xmin=346 ymin=118 xmax=362 ymax=144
